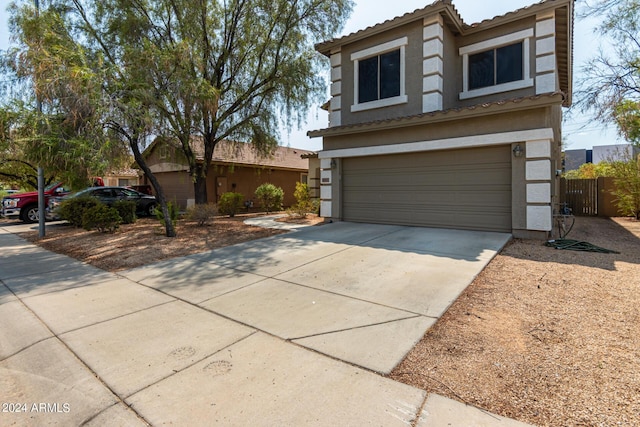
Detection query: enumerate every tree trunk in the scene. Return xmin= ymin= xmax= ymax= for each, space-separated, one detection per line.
xmin=151 ymin=181 xmax=177 ymax=238
xmin=129 ymin=137 xmax=176 ymax=237
xmin=193 ymin=163 xmax=208 ymax=204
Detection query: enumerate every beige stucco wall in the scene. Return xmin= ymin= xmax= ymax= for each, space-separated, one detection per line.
xmin=145 ymin=143 xmax=307 ymax=210
xmin=334 ymin=12 xmax=543 ymax=127
xmin=205 ymin=164 xmax=304 ymax=209
xmin=323 ymin=107 xmax=554 ymax=151
xmin=339 ymin=20 xmax=425 ymax=127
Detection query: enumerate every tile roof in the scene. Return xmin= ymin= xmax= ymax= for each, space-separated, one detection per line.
xmin=316 ymin=0 xmax=573 ymax=55
xmin=308 ymin=92 xmax=566 ymax=138
xmin=209 ymin=140 xmax=313 ymax=171
xmin=147 ymin=138 xmax=313 ymax=171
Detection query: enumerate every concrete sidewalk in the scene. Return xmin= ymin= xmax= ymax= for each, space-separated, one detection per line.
xmin=0 ymin=221 xmax=533 ymax=426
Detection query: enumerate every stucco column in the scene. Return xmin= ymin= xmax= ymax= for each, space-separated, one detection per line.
xmin=422 ymin=15 xmax=444 ymax=113
xmin=329 ymin=48 xmax=342 ymax=127
xmin=525 ymin=139 xmax=554 ymax=233
xmin=319 ymin=158 xmax=334 ymax=218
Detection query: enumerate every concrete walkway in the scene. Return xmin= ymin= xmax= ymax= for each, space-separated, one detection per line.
xmin=0 ymin=220 xmax=533 ymax=426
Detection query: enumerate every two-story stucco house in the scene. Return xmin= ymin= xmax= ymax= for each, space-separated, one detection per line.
xmin=309 ymin=0 xmax=573 ymax=239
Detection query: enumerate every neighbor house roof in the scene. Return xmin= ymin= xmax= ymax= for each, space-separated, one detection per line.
xmin=107 ymin=168 xmax=140 ymax=177
xmin=145 ymin=138 xmax=313 ymax=171
xmin=315 ymin=0 xmax=573 ymax=105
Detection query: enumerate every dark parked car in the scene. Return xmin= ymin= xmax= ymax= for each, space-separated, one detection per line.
xmin=47 ymin=186 xmax=158 ymax=220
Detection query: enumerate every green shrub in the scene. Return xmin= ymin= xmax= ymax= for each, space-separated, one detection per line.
xmin=186 ymin=203 xmax=217 ymax=226
xmin=156 ymin=201 xmax=179 ymax=228
xmin=287 ymin=182 xmax=317 ymax=218
xmin=82 ymin=204 xmax=121 ymax=233
xmin=217 ymin=192 xmax=244 ymax=217
xmin=254 ymin=183 xmax=284 ymax=213
xmin=58 ymin=196 xmax=101 ymax=228
xmin=113 ymin=200 xmax=137 ymax=224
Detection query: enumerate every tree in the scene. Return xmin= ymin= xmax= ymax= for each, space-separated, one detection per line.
xmin=609 ymin=155 xmax=640 ymax=219
xmin=563 ymin=161 xmax=615 ymax=179
xmin=578 ymin=1 xmax=640 ymax=145
xmin=1 ymin=2 xmax=133 ymax=190
xmin=0 ymin=105 xmax=54 ymax=189
xmin=2 ymin=3 xmax=129 ymax=189
xmin=4 ymin=1 xmax=177 ymax=236
xmin=80 ymin=0 xmax=352 ymax=204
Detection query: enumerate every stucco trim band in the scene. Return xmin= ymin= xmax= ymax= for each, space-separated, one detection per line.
xmin=318 ymin=128 xmax=554 ymax=159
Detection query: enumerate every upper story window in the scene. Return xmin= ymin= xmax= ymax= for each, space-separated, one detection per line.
xmin=351 ymin=37 xmax=408 ymax=112
xmin=460 ymin=29 xmax=534 ymax=100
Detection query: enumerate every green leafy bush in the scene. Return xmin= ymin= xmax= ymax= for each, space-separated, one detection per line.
xmin=217 ymin=192 xmax=244 ymax=217
xmin=254 ymin=183 xmax=284 ymax=213
xmin=82 ymin=204 xmax=121 ymax=233
xmin=186 ymin=203 xmax=217 ymax=226
xmin=113 ymin=200 xmax=137 ymax=224
xmin=58 ymin=196 xmax=101 ymax=227
xmin=156 ymin=201 xmax=179 ymax=228
xmin=287 ymin=182 xmax=317 ymax=218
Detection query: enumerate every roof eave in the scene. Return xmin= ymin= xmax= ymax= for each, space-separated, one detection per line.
xmin=308 ymin=93 xmax=566 ymax=138
xmin=315 ymin=1 xmax=463 ymax=56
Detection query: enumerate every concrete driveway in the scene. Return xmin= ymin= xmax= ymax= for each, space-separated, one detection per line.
xmin=1 ymin=221 xmax=530 ymax=426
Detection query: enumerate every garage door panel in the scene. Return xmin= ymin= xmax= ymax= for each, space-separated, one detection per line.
xmin=342 ymin=146 xmax=512 ymax=232
xmin=345 ymin=167 xmax=510 ymax=187
xmin=343 ymin=203 xmax=511 ymax=231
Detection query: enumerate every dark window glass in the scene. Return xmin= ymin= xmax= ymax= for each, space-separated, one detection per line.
xmin=496 ymin=42 xmax=523 ymax=84
xmin=468 ymin=41 xmax=524 ymax=90
xmin=358 ymin=48 xmax=401 ymax=104
xmin=358 ymin=56 xmax=379 ymax=103
xmin=469 ymin=50 xmax=494 ymax=90
xmin=380 ymin=50 xmax=400 ymax=99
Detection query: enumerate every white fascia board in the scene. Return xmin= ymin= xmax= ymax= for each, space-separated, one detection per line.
xmin=318 ymin=128 xmax=554 ymax=159
xmin=459 ymin=29 xmax=534 ymax=55
xmin=351 ymin=37 xmax=408 ymax=61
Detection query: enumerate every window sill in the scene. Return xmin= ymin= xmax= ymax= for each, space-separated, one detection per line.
xmin=351 ymin=95 xmax=408 ymax=113
xmin=459 ymin=79 xmax=534 ymax=100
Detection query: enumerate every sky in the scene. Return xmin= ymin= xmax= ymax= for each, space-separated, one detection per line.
xmin=0 ymin=1 xmax=626 ymax=152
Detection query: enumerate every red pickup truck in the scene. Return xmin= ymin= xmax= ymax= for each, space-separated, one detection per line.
xmin=1 ymin=182 xmax=72 ymax=223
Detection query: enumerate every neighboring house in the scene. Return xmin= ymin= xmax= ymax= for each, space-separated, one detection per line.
xmin=142 ymin=138 xmax=313 ymax=209
xmin=302 ymin=152 xmax=321 ymax=200
xmin=308 ymin=0 xmax=574 ymax=239
xmin=592 ymin=144 xmax=639 ymax=164
xmin=103 ymin=168 xmax=141 ymax=187
xmin=564 ymin=144 xmax=639 ymax=171
xmin=563 ymin=148 xmax=592 ymax=172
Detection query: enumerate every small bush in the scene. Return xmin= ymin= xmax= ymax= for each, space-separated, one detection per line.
xmin=218 ymin=192 xmax=244 ymax=217
xmin=287 ymin=182 xmax=316 ymax=218
xmin=255 ymin=183 xmax=284 ymax=214
xmin=58 ymin=196 xmax=101 ymax=227
xmin=156 ymin=201 xmax=179 ymax=228
xmin=82 ymin=204 xmax=121 ymax=233
xmin=113 ymin=200 xmax=137 ymax=224
xmin=186 ymin=203 xmax=217 ymax=226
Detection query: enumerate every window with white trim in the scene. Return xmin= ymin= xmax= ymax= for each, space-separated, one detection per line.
xmin=351 ymin=37 xmax=408 ymax=112
xmin=460 ymin=29 xmax=534 ymax=100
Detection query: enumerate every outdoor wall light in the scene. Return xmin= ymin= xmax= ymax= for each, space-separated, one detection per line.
xmin=513 ymin=144 xmax=524 ymax=157
xmin=330 ymin=159 xmax=337 ymax=168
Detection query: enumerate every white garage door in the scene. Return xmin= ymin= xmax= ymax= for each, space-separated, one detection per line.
xmin=342 ymin=145 xmax=512 ymax=232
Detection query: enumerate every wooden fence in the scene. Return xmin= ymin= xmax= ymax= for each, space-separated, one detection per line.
xmin=559 ymin=177 xmax=623 ymax=217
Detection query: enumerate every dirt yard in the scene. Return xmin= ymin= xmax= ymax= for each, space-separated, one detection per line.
xmin=390 ymin=216 xmax=640 ymax=426
xmin=10 ymin=214 xmax=640 ymax=426
xmin=16 ymin=214 xmax=323 ymax=271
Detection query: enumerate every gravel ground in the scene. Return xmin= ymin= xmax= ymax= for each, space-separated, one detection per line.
xmin=390 ymin=216 xmax=640 ymax=426
xmin=13 ymin=215 xmax=296 ymax=271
